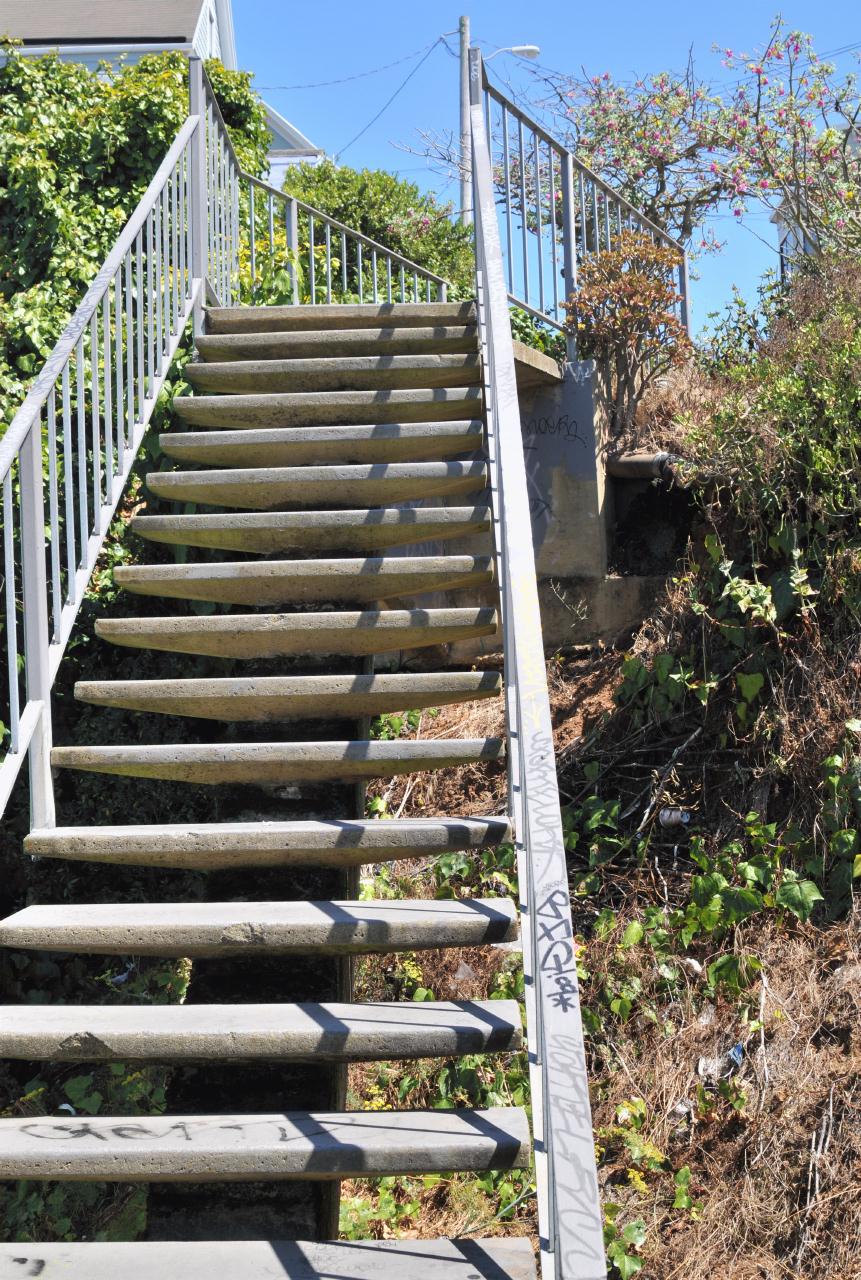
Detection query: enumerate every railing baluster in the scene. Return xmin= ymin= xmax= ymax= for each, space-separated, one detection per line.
xmin=249 ymin=181 xmax=256 ymax=286
xmin=534 ymin=131 xmax=545 ymax=313
xmin=591 ymin=179 xmax=600 ymax=254
xmin=155 ymin=192 xmax=163 ymax=372
xmin=549 ymin=144 xmax=560 ymax=317
xmin=102 ymin=291 xmax=113 ymax=503
xmin=357 ymin=242 xmax=363 ymax=304
xmin=340 ymin=230 xmax=347 ymax=296
xmin=75 ymin=334 xmax=88 ymax=550
xmin=325 ymin=223 xmax=332 ymax=304
xmin=399 ymin=262 xmax=406 ymax=303
xmin=3 ymin=470 xmax=19 ymax=753
xmin=61 ymin=363 xmax=76 ymax=604
xmin=114 ymin=273 xmax=124 ymax=477
xmin=268 ymin=193 xmax=275 ymax=268
xmin=135 ymin=229 xmax=145 ymax=412
xmin=386 ymin=256 xmax=392 ymax=303
xmin=125 ymin=248 xmax=135 ymax=446
xmin=146 ymin=213 xmax=156 ymax=398
xmin=46 ymin=389 xmax=61 ymax=639
xmin=172 ymin=164 xmax=181 ymax=324
xmin=502 ymin=105 xmax=514 ymax=294
xmin=518 ymin=119 xmax=529 ymax=304
xmin=90 ymin=312 xmax=101 ymax=523
xmin=309 ymin=213 xmax=316 ymax=305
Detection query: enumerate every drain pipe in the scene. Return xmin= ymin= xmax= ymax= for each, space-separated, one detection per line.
xmin=606 ymin=450 xmax=679 ymax=480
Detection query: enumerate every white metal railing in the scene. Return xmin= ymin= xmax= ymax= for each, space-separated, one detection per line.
xmin=478 ymin=59 xmax=689 ymax=349
xmin=0 ymin=59 xmax=448 ymax=824
xmin=469 ymin=49 xmax=606 ymax=1280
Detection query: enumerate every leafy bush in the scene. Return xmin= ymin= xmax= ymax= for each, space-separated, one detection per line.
xmin=0 ymin=46 xmax=267 ymax=426
xmin=565 ymin=231 xmax=690 ymax=433
xmin=281 ymin=159 xmax=474 ymax=293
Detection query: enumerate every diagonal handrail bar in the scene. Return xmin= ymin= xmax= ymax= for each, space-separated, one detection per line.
xmin=469 ymin=47 xmax=606 ymax=1280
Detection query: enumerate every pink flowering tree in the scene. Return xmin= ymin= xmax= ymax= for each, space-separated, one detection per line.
xmin=532 ymin=63 xmax=732 ymax=249
xmin=714 ymin=20 xmax=861 ymax=258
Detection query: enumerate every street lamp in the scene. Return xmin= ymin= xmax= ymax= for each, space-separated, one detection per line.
xmin=459 ymin=18 xmax=540 ymax=225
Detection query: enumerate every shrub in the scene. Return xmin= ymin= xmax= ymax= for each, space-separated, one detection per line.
xmin=565 ymin=230 xmax=690 ymax=434
xmin=281 ymin=159 xmax=474 ymax=293
xmin=0 ymin=47 xmax=267 ymax=426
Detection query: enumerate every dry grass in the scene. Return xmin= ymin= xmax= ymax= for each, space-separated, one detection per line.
xmin=583 ymin=914 xmax=861 ymax=1279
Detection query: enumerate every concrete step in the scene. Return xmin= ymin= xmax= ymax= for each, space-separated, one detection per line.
xmin=0 ymin=999 xmax=521 ymax=1061
xmin=173 ymin=387 xmax=482 ymax=429
xmin=50 ymin=736 xmax=504 ymax=785
xmin=0 ymin=1104 xmax=529 ymax=1181
xmin=205 ymin=302 xmax=477 ymax=334
xmin=0 ymin=896 xmax=518 ymax=957
xmin=196 ymin=323 xmax=479 ymax=361
xmin=130 ymin=507 xmax=491 ymax=554
xmin=145 ymin=461 xmax=488 ymax=511
xmin=95 ymin=607 xmax=499 ymax=658
xmin=185 ymin=354 xmax=481 ymax=395
xmin=74 ymin=671 xmax=502 ymax=721
xmin=24 ymin=816 xmax=512 ymax=869
xmin=114 ymin=555 xmax=494 ymax=606
xmin=0 ymin=1237 xmax=537 ymax=1280
xmin=158 ymin=421 xmax=484 ymax=467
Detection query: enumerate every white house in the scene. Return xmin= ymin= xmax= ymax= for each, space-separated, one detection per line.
xmin=0 ymin=0 xmax=323 ymax=181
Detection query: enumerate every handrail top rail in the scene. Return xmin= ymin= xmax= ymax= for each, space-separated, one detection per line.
xmin=247 ymin=173 xmax=450 ymax=287
xmin=481 ymin=63 xmax=684 ymax=255
xmin=0 ymin=114 xmax=199 ymax=477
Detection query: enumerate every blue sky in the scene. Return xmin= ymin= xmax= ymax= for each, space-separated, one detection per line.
xmin=233 ymin=1 xmax=860 ymax=332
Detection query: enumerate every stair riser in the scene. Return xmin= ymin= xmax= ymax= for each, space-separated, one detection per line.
xmin=74 ymin=674 xmax=501 ymax=722
xmin=94 ymin=609 xmax=500 ymax=658
xmin=205 ymin=302 xmax=477 ymax=333
xmin=146 ymin=470 xmax=488 ymax=512
xmin=185 ymin=359 xmax=480 ymax=395
xmin=174 ymin=389 xmax=482 ymax=428
xmin=130 ymin=511 xmax=491 ymax=554
xmin=196 ymin=325 xmax=478 ymax=360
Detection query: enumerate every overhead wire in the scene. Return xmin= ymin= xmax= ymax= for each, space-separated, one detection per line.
xmin=334 ymin=37 xmax=446 ymax=161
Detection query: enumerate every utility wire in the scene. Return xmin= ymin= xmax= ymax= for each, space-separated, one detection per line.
xmin=335 ymin=38 xmax=444 ymax=161
xmin=257 ymin=31 xmax=458 ymax=91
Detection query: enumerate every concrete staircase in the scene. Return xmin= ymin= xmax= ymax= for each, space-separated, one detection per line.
xmin=0 ymin=303 xmax=534 ymax=1278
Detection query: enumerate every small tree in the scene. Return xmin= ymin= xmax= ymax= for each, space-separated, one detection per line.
xmin=566 ymin=231 xmax=691 ymax=434
xmin=714 ymin=20 xmax=861 ymax=259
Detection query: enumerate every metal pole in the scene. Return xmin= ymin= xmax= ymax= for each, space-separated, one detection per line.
xmin=188 ymin=58 xmax=207 ymax=335
xmin=561 ymin=151 xmax=578 ymax=362
xmin=20 ymin=421 xmax=55 ymax=829
xmin=459 ymin=15 xmax=472 ymax=226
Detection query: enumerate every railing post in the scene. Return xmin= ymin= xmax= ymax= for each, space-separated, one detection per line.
xmin=286 ymin=196 xmax=299 ymax=305
xmin=19 ymin=422 xmax=55 ymax=829
xmin=188 ymin=58 xmax=208 ymax=335
xmin=561 ymin=151 xmax=578 ymax=362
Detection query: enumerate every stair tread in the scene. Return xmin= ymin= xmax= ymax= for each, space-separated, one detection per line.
xmin=158 ymin=421 xmax=484 ymax=466
xmin=49 ymin=737 xmax=504 ymax=785
xmin=173 ymin=387 xmax=482 ymax=428
xmin=185 ymin=354 xmax=481 ymax=394
xmin=113 ymin=555 xmax=495 ymax=605
xmin=0 ymin=999 xmax=522 ymax=1060
xmin=0 ymin=896 xmax=518 ymax=956
xmin=130 ymin=506 xmax=491 ymax=553
xmin=0 ymin=1105 xmax=529 ymax=1180
xmin=197 ymin=322 xmax=479 ymax=358
xmin=145 ymin=461 xmax=488 ymax=511
xmin=74 ymin=671 xmax=501 ymax=720
xmin=94 ymin=607 xmax=499 ymax=658
xmin=204 ymin=302 xmax=477 ymax=333
xmin=0 ymin=1237 xmax=536 ymax=1280
xmin=24 ymin=815 xmax=510 ymax=867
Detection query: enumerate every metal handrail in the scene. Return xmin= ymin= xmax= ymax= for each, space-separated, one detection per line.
xmin=0 ymin=57 xmax=448 ymax=824
xmin=469 ymin=48 xmax=606 ymax=1280
xmin=247 ymin=175 xmax=449 ymax=289
xmin=479 ymin=62 xmax=689 ymax=345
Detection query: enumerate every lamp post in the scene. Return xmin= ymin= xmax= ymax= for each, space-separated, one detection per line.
xmin=458 ymin=18 xmax=540 ymax=226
